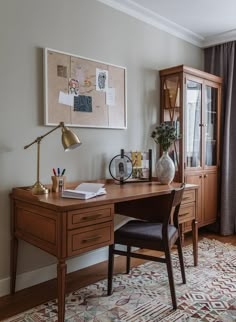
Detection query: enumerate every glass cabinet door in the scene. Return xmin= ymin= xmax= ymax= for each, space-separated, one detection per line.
xmin=204 ymin=86 xmax=218 ymax=166
xmin=185 ymin=80 xmax=202 ymax=168
xmin=162 ymin=75 xmax=181 ymax=179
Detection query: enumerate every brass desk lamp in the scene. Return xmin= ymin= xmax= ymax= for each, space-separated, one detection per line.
xmin=24 ymin=122 xmax=82 ymax=195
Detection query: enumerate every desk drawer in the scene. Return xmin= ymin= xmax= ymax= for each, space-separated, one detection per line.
xmin=67 ymin=205 xmax=113 ymax=229
xmin=181 ymin=190 xmax=195 ymax=204
xmin=67 ymin=222 xmax=113 ymax=256
xmin=179 ymin=205 xmax=195 ymax=224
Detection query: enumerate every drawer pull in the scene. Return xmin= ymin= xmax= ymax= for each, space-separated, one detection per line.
xmin=82 ymin=235 xmax=102 ymax=243
xmin=180 ymin=212 xmax=189 ymax=216
xmin=81 ymin=214 xmax=101 ymax=221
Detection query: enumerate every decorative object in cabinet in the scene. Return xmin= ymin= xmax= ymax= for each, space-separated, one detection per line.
xmin=159 ymin=65 xmax=222 ymax=229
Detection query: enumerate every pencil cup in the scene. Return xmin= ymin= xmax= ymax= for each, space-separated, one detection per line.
xmin=51 ymin=176 xmax=66 ymax=192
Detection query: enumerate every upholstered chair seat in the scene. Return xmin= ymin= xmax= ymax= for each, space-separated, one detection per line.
xmin=115 ymin=220 xmax=179 ymax=250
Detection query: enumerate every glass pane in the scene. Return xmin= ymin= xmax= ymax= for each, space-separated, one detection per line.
xmin=163 ymin=76 xmax=181 ymax=174
xmin=186 ymin=80 xmax=201 ymax=168
xmin=205 ymin=86 xmax=217 ymax=166
xmin=164 ymin=76 xmax=180 ymax=109
xmin=168 ymin=139 xmax=179 ymax=172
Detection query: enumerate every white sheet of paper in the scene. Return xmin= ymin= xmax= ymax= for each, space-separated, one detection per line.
xmin=106 ymin=87 xmax=115 ymax=106
xmin=58 ymin=91 xmax=75 ymax=107
xmin=96 ymin=68 xmax=108 ymax=92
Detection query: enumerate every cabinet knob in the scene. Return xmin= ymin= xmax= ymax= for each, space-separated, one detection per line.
xmin=199 ymin=175 xmax=202 ymax=178
xmin=204 ymin=174 xmax=208 ymax=178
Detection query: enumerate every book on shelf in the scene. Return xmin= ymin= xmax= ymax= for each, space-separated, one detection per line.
xmin=62 ymin=182 xmax=106 ymax=200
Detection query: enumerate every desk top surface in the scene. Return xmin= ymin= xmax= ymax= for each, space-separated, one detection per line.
xmin=11 ymin=181 xmax=198 ymax=211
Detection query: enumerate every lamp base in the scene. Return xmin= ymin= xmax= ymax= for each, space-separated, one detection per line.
xmin=32 ymin=181 xmax=49 ymax=195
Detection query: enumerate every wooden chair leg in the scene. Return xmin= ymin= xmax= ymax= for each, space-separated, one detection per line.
xmin=126 ymin=245 xmax=131 ymax=274
xmin=107 ymin=244 xmax=114 ymax=295
xmin=176 ymin=238 xmax=186 ymax=284
xmin=179 ymin=224 xmax=185 ymax=245
xmin=165 ymin=246 xmax=177 ymax=309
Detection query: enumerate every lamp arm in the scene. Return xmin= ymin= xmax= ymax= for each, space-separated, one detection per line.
xmin=23 ymin=121 xmax=81 ymax=194
xmin=24 ymin=122 xmax=64 ymax=150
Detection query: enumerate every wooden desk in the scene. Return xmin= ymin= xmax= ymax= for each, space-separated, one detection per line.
xmin=10 ymin=181 xmax=198 ymax=322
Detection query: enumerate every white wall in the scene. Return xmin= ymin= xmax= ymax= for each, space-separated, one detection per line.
xmin=0 ymin=0 xmax=203 ymax=296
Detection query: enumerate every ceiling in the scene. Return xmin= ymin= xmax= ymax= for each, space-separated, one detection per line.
xmin=97 ymin=0 xmax=236 ymax=47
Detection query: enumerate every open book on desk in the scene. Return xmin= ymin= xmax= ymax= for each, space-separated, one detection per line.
xmin=62 ymin=182 xmax=106 ymax=200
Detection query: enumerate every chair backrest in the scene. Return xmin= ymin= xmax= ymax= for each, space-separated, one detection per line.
xmin=172 ymin=183 xmax=185 ymax=207
xmin=161 ymin=183 xmax=185 ymax=240
xmin=114 ymin=183 xmax=185 ymax=224
xmin=171 ymin=183 xmax=185 ymax=227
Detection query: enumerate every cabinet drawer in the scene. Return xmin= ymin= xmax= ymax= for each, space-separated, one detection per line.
xmin=181 ymin=190 xmax=195 ymax=204
xmin=67 ymin=205 xmax=114 ymax=229
xmin=179 ymin=205 xmax=195 ymax=224
xmin=67 ymin=222 xmax=113 ymax=256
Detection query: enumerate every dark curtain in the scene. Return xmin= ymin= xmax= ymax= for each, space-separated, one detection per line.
xmin=204 ymin=41 xmax=236 ymax=235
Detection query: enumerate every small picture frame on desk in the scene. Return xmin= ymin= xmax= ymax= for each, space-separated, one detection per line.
xmin=115 ymin=159 xmax=128 ymax=178
xmin=109 ymin=149 xmax=152 ymax=184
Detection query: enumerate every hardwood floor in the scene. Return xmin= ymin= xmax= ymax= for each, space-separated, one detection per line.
xmin=0 ymin=229 xmax=235 ymax=321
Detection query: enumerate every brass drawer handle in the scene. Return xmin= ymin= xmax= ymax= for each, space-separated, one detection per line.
xmin=81 ymin=214 xmax=101 ymax=221
xmin=82 ymin=235 xmax=102 ymax=243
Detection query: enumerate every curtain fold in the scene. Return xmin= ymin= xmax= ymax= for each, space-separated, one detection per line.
xmin=204 ymin=41 xmax=236 ymax=235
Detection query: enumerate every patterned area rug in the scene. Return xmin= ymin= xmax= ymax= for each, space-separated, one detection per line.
xmin=5 ymin=238 xmax=236 ymax=322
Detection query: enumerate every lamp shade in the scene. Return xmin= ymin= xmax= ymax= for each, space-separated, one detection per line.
xmin=61 ymin=126 xmax=82 ymax=151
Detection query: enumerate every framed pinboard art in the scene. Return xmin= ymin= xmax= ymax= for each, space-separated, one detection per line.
xmin=44 ymin=48 xmax=127 ymax=129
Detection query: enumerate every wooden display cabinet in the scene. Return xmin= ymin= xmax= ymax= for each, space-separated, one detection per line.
xmin=160 ymin=65 xmax=222 ymax=229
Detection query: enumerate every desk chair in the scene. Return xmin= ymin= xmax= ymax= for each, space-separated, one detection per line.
xmin=107 ymin=184 xmax=186 ymax=309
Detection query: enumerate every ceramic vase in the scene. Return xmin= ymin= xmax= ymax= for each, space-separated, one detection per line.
xmin=156 ymin=151 xmax=175 ymax=184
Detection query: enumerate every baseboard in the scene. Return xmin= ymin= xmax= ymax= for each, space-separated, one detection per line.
xmin=0 ymin=246 xmax=108 ymax=297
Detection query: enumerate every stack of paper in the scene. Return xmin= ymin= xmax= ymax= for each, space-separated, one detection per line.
xmin=62 ymin=183 xmax=106 ymax=200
